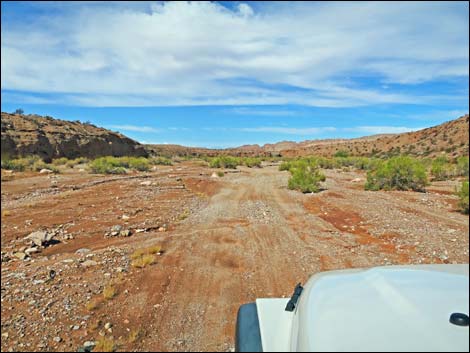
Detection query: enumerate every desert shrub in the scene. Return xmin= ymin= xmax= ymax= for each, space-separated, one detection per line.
xmin=131 ymin=245 xmax=161 ymax=259
xmin=131 ymin=254 xmax=155 ymax=268
xmin=217 ymin=171 xmax=225 ymax=177
xmin=103 ymin=285 xmax=117 ymax=300
xmin=128 ymin=157 xmax=150 ymax=171
xmin=365 ymin=156 xmax=428 ymax=192
xmin=89 ymin=157 xmax=127 ymax=174
xmin=208 ymin=156 xmax=240 ymax=169
xmin=1 ymin=156 xmax=41 ymax=171
xmin=334 ymin=150 xmax=349 ymax=158
xmin=94 ymin=337 xmax=116 ymax=352
xmin=456 ymin=156 xmax=469 ymax=177
xmin=64 ymin=157 xmax=89 ymax=168
xmin=430 ymin=156 xmax=456 ymax=181
xmin=456 ymin=181 xmax=469 ymax=214
xmin=130 ymin=245 xmax=161 ymax=268
xmin=51 ymin=157 xmax=69 ymax=165
xmin=151 ymin=156 xmax=173 ymax=166
xmin=279 ymin=160 xmax=294 ymax=171
xmin=242 ymin=157 xmax=262 ymax=168
xmin=287 ymin=161 xmax=325 ymax=193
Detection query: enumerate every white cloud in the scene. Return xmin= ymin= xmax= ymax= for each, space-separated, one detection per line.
xmin=108 ymin=124 xmax=161 ymax=133
xmin=343 ymin=126 xmax=423 ymax=134
xmin=1 ymin=1 xmax=468 ymax=107
xmin=239 ymin=126 xmax=337 ymax=135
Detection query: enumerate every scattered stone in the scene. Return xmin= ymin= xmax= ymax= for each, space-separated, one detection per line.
xmin=140 ymin=180 xmax=152 ymax=186
xmin=211 ymin=172 xmax=219 ymax=178
xmin=81 ymin=260 xmax=98 ymax=267
xmin=25 ymin=230 xmax=55 ymax=247
xmin=39 ymin=168 xmax=53 ymax=174
xmin=33 ymin=279 xmax=45 ymax=285
xmin=122 ymin=214 xmax=130 ymax=220
xmin=83 ymin=341 xmax=96 ymax=349
xmin=351 ymin=178 xmax=363 ymax=183
xmin=24 ymin=247 xmax=40 ymax=256
xmin=158 ymin=227 xmax=165 ymax=232
xmin=72 ymin=325 xmax=80 ymax=330
xmin=13 ymin=252 xmax=27 ymax=260
xmin=119 ymin=229 xmax=131 ymax=237
xmin=53 ymin=336 xmax=62 ymax=343
xmin=104 ymin=322 xmax=112 ymax=330
xmin=76 ymin=248 xmax=91 ymax=255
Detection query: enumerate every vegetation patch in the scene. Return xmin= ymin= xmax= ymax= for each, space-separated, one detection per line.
xmin=456 ymin=181 xmax=469 ymax=214
xmin=365 ymin=156 xmax=428 ymax=192
xmin=130 ymin=245 xmax=161 ymax=268
xmin=94 ymin=337 xmax=116 ymax=352
xmin=103 ymin=284 xmax=117 ymax=300
xmin=285 ymin=160 xmax=326 ymax=193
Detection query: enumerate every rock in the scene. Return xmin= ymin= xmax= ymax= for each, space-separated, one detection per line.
xmin=140 ymin=180 xmax=152 ymax=186
xmin=104 ymin=322 xmax=112 ymax=330
xmin=33 ymin=279 xmax=45 ymax=285
xmin=211 ymin=172 xmax=219 ymax=178
xmin=13 ymin=252 xmax=27 ymax=260
xmin=75 ymin=248 xmax=91 ymax=255
xmin=351 ymin=178 xmax=363 ymax=183
xmin=39 ymin=168 xmax=53 ymax=174
xmin=119 ymin=229 xmax=131 ymax=237
xmin=72 ymin=325 xmax=80 ymax=330
xmin=25 ymin=230 xmax=55 ymax=247
xmin=53 ymin=336 xmax=62 ymax=343
xmin=122 ymin=214 xmax=130 ymax=220
xmin=83 ymin=341 xmax=96 ymax=349
xmin=81 ymin=260 xmax=98 ymax=267
xmin=24 ymin=247 xmax=40 ymax=256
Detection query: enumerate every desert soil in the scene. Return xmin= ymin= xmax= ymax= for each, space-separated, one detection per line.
xmin=1 ymin=162 xmax=469 ymax=352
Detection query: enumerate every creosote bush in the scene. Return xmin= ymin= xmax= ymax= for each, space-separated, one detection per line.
xmin=456 ymin=180 xmax=469 ymax=214
xmin=365 ymin=156 xmax=428 ymax=192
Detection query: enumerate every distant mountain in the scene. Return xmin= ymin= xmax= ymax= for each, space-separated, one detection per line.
xmin=2 ymin=112 xmax=467 ymax=161
xmin=147 ymin=114 xmax=469 ymax=158
xmin=1 ymin=112 xmax=147 ymax=161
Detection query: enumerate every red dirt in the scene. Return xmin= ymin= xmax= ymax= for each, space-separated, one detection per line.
xmin=1 ymin=164 xmax=469 ymax=352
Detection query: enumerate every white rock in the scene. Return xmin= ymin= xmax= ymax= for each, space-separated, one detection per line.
xmin=39 ymin=168 xmax=53 ymax=174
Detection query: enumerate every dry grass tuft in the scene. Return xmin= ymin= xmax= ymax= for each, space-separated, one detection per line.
xmin=94 ymin=337 xmax=116 ymax=352
xmin=103 ymin=285 xmax=117 ymax=300
xmin=131 ymin=254 xmax=155 ymax=268
xmin=128 ymin=328 xmax=142 ymax=343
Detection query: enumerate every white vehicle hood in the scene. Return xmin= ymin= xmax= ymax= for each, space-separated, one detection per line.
xmin=257 ymin=264 xmax=469 ymax=352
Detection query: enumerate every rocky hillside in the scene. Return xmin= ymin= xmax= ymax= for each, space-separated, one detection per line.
xmin=147 ymin=114 xmax=469 ymax=159
xmin=277 ymin=114 xmax=469 ymax=158
xmin=1 ymin=113 xmax=147 ymax=161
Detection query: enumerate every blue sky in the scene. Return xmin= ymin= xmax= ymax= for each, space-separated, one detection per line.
xmin=1 ymin=1 xmax=468 ymax=148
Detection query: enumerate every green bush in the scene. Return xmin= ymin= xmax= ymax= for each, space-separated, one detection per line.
xmin=287 ymin=162 xmax=325 ymax=193
xmin=430 ymin=156 xmax=455 ymax=181
xmin=242 ymin=157 xmax=262 ymax=168
xmin=456 ymin=181 xmax=469 ymax=214
xmin=52 ymin=157 xmax=69 ymax=165
xmin=208 ymin=156 xmax=240 ymax=169
xmin=151 ymin=157 xmax=173 ymax=166
xmin=1 ymin=156 xmax=41 ymax=171
xmin=457 ymin=156 xmax=469 ymax=177
xmin=128 ymin=157 xmax=150 ymax=171
xmin=65 ymin=157 xmax=89 ymax=168
xmin=334 ymin=150 xmax=349 ymax=158
xmin=365 ymin=156 xmax=428 ymax=192
xmin=89 ymin=157 xmax=127 ymax=174
xmin=279 ymin=160 xmax=294 ymax=171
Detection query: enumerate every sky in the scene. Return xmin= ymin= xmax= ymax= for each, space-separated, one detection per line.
xmin=1 ymin=1 xmax=469 ymax=148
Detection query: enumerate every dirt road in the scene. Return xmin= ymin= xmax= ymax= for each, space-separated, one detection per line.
xmin=1 ymin=164 xmax=468 ymax=351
